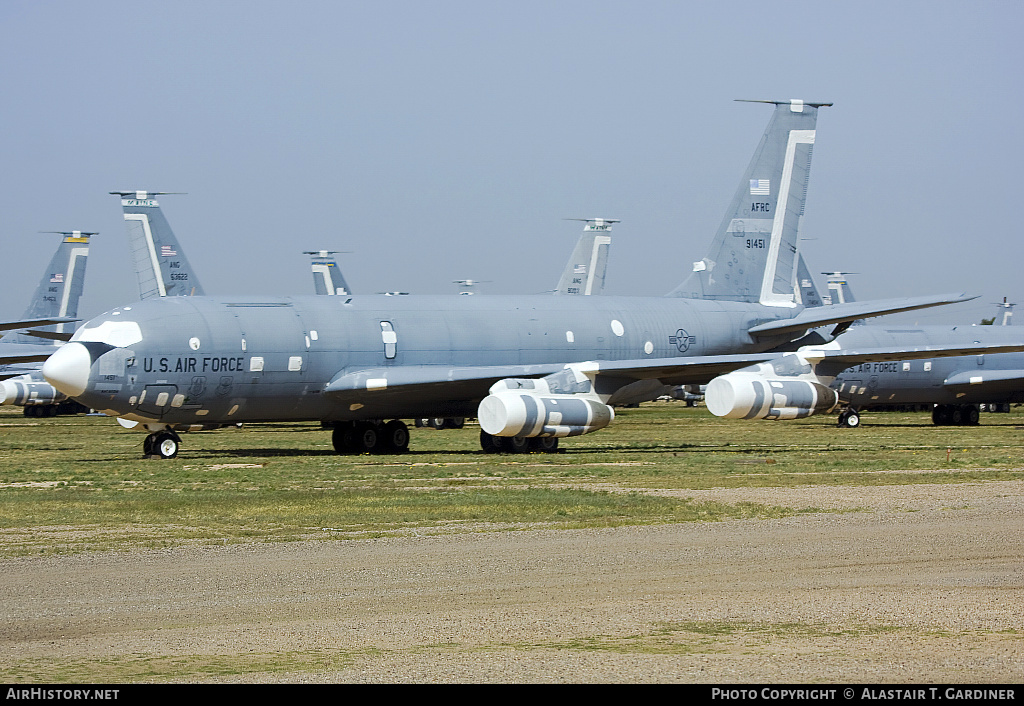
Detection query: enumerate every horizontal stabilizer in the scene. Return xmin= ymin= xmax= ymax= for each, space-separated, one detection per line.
xmin=747 ymin=293 xmax=977 ymax=338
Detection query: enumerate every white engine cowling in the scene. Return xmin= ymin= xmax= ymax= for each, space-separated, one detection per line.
xmin=0 ymin=379 xmax=66 ymax=406
xmin=478 ymin=391 xmax=614 ymax=437
xmin=706 ymin=372 xmax=838 ymax=420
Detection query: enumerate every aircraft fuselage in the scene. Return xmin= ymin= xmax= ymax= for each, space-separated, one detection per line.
xmin=54 ymin=294 xmax=795 ymax=425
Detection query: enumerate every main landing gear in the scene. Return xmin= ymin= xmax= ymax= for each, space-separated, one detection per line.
xmin=479 ymin=430 xmax=559 ymax=454
xmin=143 ymin=429 xmax=182 ymax=459
xmin=932 ymin=404 xmax=980 ymax=426
xmin=332 ymin=420 xmax=410 ymax=454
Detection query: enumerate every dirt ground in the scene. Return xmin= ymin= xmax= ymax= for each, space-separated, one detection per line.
xmin=1 ymin=480 xmax=1022 ymax=683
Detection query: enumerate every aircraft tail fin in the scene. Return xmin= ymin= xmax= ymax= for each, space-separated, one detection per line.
xmin=111 ymin=191 xmax=205 ymax=299
xmin=306 ymin=250 xmax=352 ymax=295
xmin=795 ymin=254 xmax=824 ymax=307
xmin=554 ymin=218 xmax=614 ymax=295
xmin=13 ymin=231 xmax=92 ymax=345
xmin=668 ymin=99 xmax=831 ymax=305
xmin=823 ymin=271 xmax=858 ymax=305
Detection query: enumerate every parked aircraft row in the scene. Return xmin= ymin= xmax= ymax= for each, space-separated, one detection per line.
xmin=38 ymin=99 xmax=1024 ymax=459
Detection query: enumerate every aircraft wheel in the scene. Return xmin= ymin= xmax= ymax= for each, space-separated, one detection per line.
xmin=147 ymin=431 xmax=180 ymax=459
xmin=445 ymin=417 xmax=466 ymax=429
xmin=950 ymin=407 xmax=963 ymax=425
xmin=431 ymin=417 xmax=447 ymax=429
xmin=932 ymin=405 xmax=950 ymax=426
xmin=507 ymin=436 xmax=531 ymax=454
xmin=480 ymin=430 xmax=506 ymax=454
xmin=837 ymin=410 xmax=860 ymax=428
xmin=965 ymin=406 xmax=980 ymax=426
xmin=529 ymin=436 xmax=559 ymax=453
xmin=332 ymin=424 xmax=359 ymax=454
xmin=356 ymin=423 xmax=381 ymax=454
xmin=382 ymin=420 xmax=410 ymax=453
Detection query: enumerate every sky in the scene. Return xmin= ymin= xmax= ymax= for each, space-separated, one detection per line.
xmin=1 ymin=0 xmax=1021 ymax=326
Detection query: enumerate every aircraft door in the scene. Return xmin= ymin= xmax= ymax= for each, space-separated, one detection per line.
xmin=137 ymin=384 xmax=177 ymax=417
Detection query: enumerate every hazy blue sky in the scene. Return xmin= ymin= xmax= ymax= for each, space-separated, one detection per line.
xmin=1 ymin=0 xmax=1021 ymax=325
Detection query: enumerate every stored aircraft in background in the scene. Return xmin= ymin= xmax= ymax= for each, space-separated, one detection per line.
xmin=1 ymin=194 xmax=206 ymax=416
xmin=306 ymin=250 xmax=352 ymax=296
xmin=0 ymin=231 xmax=93 ymax=415
xmin=706 ymin=272 xmax=1024 ymax=427
xmin=43 ymin=99 xmax=1015 ymax=459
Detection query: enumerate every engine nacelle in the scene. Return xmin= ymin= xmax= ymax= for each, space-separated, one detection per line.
xmin=478 ymin=390 xmax=614 ymax=437
xmin=0 ymin=379 xmax=66 ymax=406
xmin=706 ymin=366 xmax=838 ymax=421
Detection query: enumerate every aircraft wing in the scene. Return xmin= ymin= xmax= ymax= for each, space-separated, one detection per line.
xmin=747 ymin=293 xmax=976 ymax=338
xmin=0 ymin=317 xmax=78 ymax=333
xmin=801 ymin=342 xmax=1024 ymax=376
xmin=0 ymin=343 xmax=56 ymax=366
xmin=943 ymin=369 xmax=1024 ymax=388
xmin=324 ymin=340 xmax=1024 ymax=413
xmin=323 ymin=353 xmax=785 ymax=403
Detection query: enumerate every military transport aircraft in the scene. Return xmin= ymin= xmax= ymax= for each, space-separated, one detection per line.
xmin=0 ymin=231 xmax=92 ymax=415
xmin=42 ymin=99 xmax=1018 ymax=459
xmin=705 ymin=273 xmax=1024 ymax=427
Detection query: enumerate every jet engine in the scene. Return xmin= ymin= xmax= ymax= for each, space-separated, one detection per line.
xmin=478 ymin=366 xmax=614 ymax=437
xmin=0 ymin=378 xmax=66 ymax=407
xmin=705 ymin=354 xmax=838 ymax=420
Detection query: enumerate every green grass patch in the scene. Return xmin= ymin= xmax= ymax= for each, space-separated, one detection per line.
xmin=2 ymin=403 xmax=1023 ymax=554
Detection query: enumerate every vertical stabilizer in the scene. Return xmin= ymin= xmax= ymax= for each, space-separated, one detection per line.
xmin=668 ymin=99 xmax=830 ymax=305
xmin=554 ymin=218 xmax=615 ymax=295
xmin=794 ymin=254 xmax=824 ymax=307
xmin=111 ymin=191 xmax=205 ymax=299
xmin=14 ymin=231 xmax=93 ymax=344
xmin=306 ymin=250 xmax=352 ymax=295
xmin=823 ymin=271 xmax=858 ymax=305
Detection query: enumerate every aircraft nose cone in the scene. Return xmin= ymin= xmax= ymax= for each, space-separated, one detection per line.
xmin=42 ymin=342 xmax=92 ymax=397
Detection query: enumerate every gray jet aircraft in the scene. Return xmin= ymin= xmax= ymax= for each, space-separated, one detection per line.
xmin=43 ymin=100 xmax=1006 ymax=458
xmin=0 ymin=231 xmax=93 ymax=415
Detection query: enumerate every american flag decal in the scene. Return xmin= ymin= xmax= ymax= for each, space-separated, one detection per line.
xmin=50 ymin=273 xmax=63 ymax=283
xmin=573 ymin=265 xmax=587 ymax=274
xmin=749 ymin=179 xmax=770 ymax=195
xmin=161 ymin=245 xmax=177 ymax=256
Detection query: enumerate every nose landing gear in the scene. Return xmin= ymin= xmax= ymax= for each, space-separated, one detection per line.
xmin=143 ymin=429 xmax=182 ymax=459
